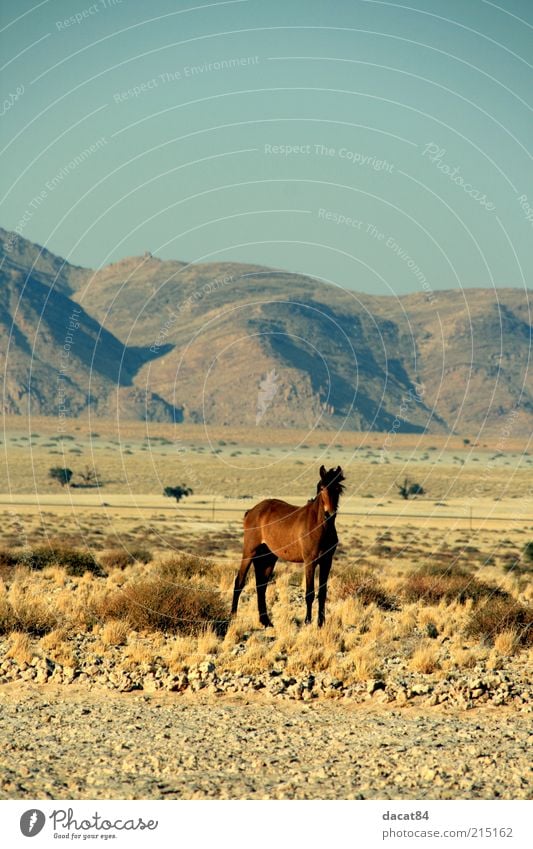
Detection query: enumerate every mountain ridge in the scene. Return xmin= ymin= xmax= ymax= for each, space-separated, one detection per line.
xmin=1 ymin=227 xmax=531 ymax=434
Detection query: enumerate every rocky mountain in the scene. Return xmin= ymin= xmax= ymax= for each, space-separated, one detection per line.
xmin=0 ymin=229 xmax=181 ymax=421
xmin=1 ymin=227 xmax=531 ymax=434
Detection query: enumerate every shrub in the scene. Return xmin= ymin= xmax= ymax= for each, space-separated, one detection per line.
xmin=336 ymin=566 xmax=397 ymax=610
xmin=397 ymin=478 xmax=425 ymax=499
xmin=78 ymin=465 xmax=100 ymax=486
xmin=99 ymin=578 xmax=227 ymax=635
xmin=99 ymin=547 xmax=152 ymax=570
xmin=523 ymin=542 xmax=533 ymax=563
xmin=403 ymin=564 xmax=509 ymax=605
xmin=157 ymin=553 xmax=215 ymax=582
xmin=0 ymin=549 xmax=18 ymax=583
xmin=466 ymin=598 xmax=533 ymax=646
xmin=0 ymin=587 xmax=56 ymax=636
xmin=15 ymin=545 xmax=105 ymax=577
xmin=49 ymin=467 xmax=73 ymax=487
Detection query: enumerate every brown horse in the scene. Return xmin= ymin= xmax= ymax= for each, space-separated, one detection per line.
xmin=231 ymin=465 xmax=345 ymax=628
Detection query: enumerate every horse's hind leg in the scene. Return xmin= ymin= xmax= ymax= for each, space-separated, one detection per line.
xmin=254 ymin=545 xmax=277 ymax=628
xmin=231 ymin=551 xmax=253 ymax=618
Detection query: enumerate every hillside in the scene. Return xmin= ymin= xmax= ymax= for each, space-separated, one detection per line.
xmin=0 ymin=230 xmax=180 ymax=421
xmin=1 ymin=227 xmax=531 ymax=434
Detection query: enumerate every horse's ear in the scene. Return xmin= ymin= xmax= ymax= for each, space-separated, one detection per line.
xmin=319 ymin=465 xmax=326 ymax=478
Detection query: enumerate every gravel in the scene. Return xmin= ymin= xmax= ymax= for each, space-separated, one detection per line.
xmin=1 ymin=634 xmax=531 ymax=711
xmin=0 ymin=684 xmax=531 ymax=800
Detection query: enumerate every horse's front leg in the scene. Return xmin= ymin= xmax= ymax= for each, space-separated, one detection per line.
xmin=304 ymin=560 xmax=317 ymax=624
xmin=317 ymin=555 xmax=333 ymax=627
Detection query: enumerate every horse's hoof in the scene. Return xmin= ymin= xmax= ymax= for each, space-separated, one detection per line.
xmin=260 ymin=618 xmax=273 ymax=628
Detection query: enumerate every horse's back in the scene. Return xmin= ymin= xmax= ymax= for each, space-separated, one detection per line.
xmin=244 ymin=498 xmax=299 ymax=526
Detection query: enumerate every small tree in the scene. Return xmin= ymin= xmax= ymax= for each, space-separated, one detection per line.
xmin=79 ymin=465 xmax=99 ymax=486
xmin=49 ymin=467 xmax=73 ymax=487
xmin=164 ymin=485 xmax=193 ymax=503
xmin=397 ymin=478 xmax=425 ymax=499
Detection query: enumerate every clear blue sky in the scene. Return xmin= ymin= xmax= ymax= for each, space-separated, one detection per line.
xmin=1 ymin=0 xmax=532 ymax=296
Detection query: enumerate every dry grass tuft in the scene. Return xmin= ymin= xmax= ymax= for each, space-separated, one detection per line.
xmin=349 ymin=645 xmax=381 ymax=681
xmin=39 ymin=627 xmax=69 ymax=651
xmin=1 ymin=579 xmax=57 ymax=635
xmin=162 ymin=637 xmax=198 ymax=673
xmin=409 ymin=640 xmax=440 ymax=674
xmin=100 ymin=619 xmax=130 ymax=646
xmin=5 ymin=631 xmax=33 ymax=665
xmin=493 ymin=629 xmax=520 ymax=656
xmin=39 ymin=628 xmax=75 ymax=666
xmin=196 ymin=627 xmax=220 ymax=656
xmin=123 ymin=639 xmax=161 ymax=668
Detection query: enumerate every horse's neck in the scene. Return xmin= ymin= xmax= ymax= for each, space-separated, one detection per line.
xmin=310 ymin=494 xmax=328 ymax=524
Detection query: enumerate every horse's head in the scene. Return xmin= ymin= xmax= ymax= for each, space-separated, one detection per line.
xmin=317 ymin=465 xmax=345 ymax=516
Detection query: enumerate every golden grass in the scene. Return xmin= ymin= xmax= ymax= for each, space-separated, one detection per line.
xmin=196 ymin=627 xmax=221 ymax=656
xmin=5 ymin=631 xmax=33 ymax=665
xmin=3 ymin=579 xmax=57 ymax=635
xmin=493 ymin=629 xmax=520 ymax=656
xmin=409 ymin=640 xmax=441 ymax=674
xmin=349 ymin=645 xmax=382 ymax=681
xmin=39 ymin=628 xmax=75 ymax=666
xmin=447 ymin=647 xmax=480 ymax=670
xmin=100 ymin=619 xmax=130 ymax=646
xmin=0 ymin=517 xmax=531 ymax=689
xmin=162 ymin=635 xmax=199 ymax=673
xmin=123 ymin=640 xmax=161 ymax=669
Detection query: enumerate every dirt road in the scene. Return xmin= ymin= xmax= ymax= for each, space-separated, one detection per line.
xmin=0 ymin=684 xmax=530 ymax=800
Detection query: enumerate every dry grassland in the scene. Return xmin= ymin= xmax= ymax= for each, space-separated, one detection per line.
xmin=0 ymin=416 xmax=531 ymax=707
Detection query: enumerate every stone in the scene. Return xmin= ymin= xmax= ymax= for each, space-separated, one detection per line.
xmin=142 ymin=674 xmax=161 ymax=693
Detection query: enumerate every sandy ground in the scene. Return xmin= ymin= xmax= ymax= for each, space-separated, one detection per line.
xmin=0 ymin=684 xmax=531 ymax=800
xmin=2 ymin=493 xmax=532 ymax=531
